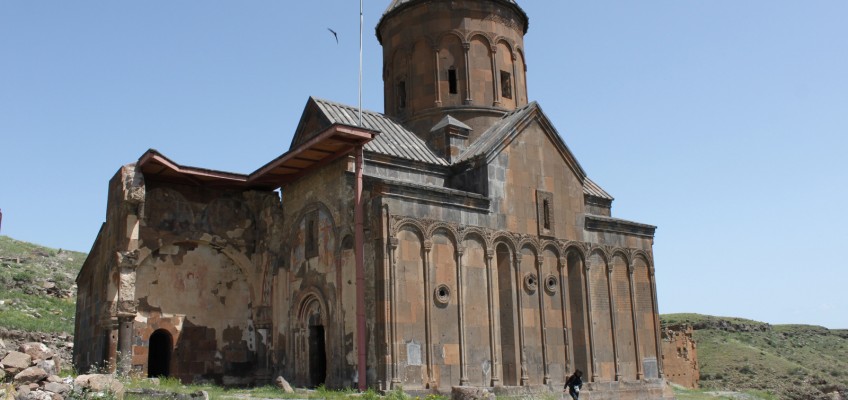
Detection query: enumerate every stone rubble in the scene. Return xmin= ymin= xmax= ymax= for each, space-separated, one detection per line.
xmin=0 ymin=341 xmax=121 ymax=400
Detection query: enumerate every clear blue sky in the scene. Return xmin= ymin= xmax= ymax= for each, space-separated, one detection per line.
xmin=1 ymin=1 xmax=846 ymax=329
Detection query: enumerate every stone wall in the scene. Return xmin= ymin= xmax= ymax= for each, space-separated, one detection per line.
xmin=661 ymin=324 xmax=699 ymax=389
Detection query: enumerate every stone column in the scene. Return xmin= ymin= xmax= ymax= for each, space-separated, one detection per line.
xmin=514 ymin=255 xmax=529 ymax=386
xmin=584 ymin=262 xmax=598 ymax=381
xmin=117 ymin=315 xmax=132 ymax=374
xmin=607 ymin=264 xmax=621 ymax=381
xmin=536 ymin=259 xmax=550 ymax=384
xmin=485 ymin=250 xmax=500 ymax=387
xmin=388 ymin=237 xmax=401 ymax=388
xmin=627 ymin=263 xmax=644 ymax=379
xmin=423 ymin=240 xmax=435 ymax=388
xmin=101 ymin=317 xmax=118 ymax=373
xmin=434 ymin=48 xmax=442 ymax=107
xmin=457 ymin=246 xmax=469 ymax=385
xmin=559 ymin=256 xmax=573 ymax=375
xmin=491 ymin=48 xmax=501 ymax=106
xmin=463 ymin=43 xmax=473 ymax=105
xmin=649 ymin=266 xmax=665 ymax=379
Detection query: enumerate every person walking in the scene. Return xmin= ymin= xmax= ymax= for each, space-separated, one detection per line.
xmin=564 ymin=369 xmax=584 ymax=400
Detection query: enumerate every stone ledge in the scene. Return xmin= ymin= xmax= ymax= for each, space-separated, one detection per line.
xmin=585 ymin=215 xmax=657 ymax=238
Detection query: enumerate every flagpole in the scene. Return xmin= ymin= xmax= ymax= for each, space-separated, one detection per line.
xmin=358 ymin=0 xmax=363 ymax=127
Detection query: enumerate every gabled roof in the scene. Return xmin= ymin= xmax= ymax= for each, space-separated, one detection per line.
xmin=293 ymin=97 xmax=449 ymax=166
xmin=457 ymin=102 xmax=586 ymax=176
xmin=456 ymin=101 xmax=615 ymax=200
xmin=584 ymin=177 xmax=614 ymax=201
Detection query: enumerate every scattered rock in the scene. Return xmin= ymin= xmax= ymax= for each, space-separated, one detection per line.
xmin=19 ymin=343 xmax=54 ymax=361
xmin=1 ymin=351 xmax=31 ymax=373
xmin=74 ymin=374 xmax=125 ymax=399
xmin=42 ymin=382 xmax=70 ymax=396
xmin=35 ymin=360 xmax=57 ymax=376
xmin=275 ymin=376 xmax=294 ymax=393
xmin=14 ymin=367 xmax=48 ymax=385
xmin=452 ymin=386 xmax=495 ymax=400
xmin=23 ymin=390 xmax=53 ymax=400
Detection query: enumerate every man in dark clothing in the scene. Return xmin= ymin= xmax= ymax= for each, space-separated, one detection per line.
xmin=564 ymin=369 xmax=584 ymax=400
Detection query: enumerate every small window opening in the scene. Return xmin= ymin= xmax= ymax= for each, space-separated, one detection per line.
xmin=448 ymin=67 xmax=458 ymax=94
xmin=543 ymin=199 xmax=551 ymax=230
xmin=500 ymin=70 xmax=512 ymax=99
xmin=305 ymin=211 xmax=318 ymax=259
xmin=397 ymin=81 xmax=406 ymax=109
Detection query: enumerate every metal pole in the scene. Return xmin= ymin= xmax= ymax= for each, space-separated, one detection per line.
xmin=355 ymin=146 xmax=366 ymax=391
xmin=358 ymin=0 xmax=363 ymax=127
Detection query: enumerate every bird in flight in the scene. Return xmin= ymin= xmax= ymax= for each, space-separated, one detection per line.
xmin=328 ymin=28 xmax=339 ymax=44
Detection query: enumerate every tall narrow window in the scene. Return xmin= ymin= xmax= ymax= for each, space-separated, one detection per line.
xmin=536 ymin=190 xmax=554 ymax=237
xmin=397 ymin=81 xmax=407 ymax=109
xmin=449 ymin=67 xmax=458 ymax=94
xmin=500 ymin=70 xmax=512 ymax=99
xmin=305 ymin=211 xmax=318 ymax=259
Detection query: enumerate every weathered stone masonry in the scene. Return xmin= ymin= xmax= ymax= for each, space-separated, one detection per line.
xmin=76 ymin=1 xmax=675 ymax=398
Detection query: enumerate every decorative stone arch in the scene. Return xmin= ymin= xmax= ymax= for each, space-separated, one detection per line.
xmin=588 ymin=246 xmax=612 ymax=269
xmin=292 ymin=288 xmax=331 ymax=388
xmin=610 ymin=249 xmax=631 ymax=270
xmin=494 ymin=37 xmax=516 ymax=54
xmin=491 ymin=232 xmax=519 ymax=257
xmin=288 ymin=201 xmax=340 ymax=246
xmin=391 ymin=218 xmax=427 ymax=242
xmin=466 ymin=31 xmax=495 ymax=50
xmin=428 ymin=222 xmax=461 ymax=249
xmin=436 ymin=30 xmax=467 ymax=47
xmin=563 ymin=241 xmax=588 ymax=263
xmin=459 ymin=228 xmax=490 ymax=253
xmin=631 ymin=250 xmax=653 ymax=268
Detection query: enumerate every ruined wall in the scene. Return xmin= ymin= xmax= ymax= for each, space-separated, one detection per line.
xmin=75 ymin=165 xmax=145 ymax=374
xmin=129 ymin=182 xmax=281 ymax=384
xmin=662 ymin=325 xmax=699 ymax=389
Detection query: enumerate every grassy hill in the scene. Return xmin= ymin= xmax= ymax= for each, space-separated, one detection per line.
xmin=663 ymin=313 xmax=848 ymax=400
xmin=0 ymin=235 xmax=83 ymax=333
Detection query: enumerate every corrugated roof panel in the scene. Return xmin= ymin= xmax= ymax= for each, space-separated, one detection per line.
xmin=312 ymin=98 xmax=448 ymax=166
xmin=584 ymin=177 xmax=614 ymax=200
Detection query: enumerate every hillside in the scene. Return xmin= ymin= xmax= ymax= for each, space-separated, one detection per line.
xmin=0 ymin=235 xmax=82 ymax=372
xmin=663 ymin=313 xmax=848 ymax=400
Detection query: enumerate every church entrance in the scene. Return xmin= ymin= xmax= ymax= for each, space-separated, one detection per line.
xmin=298 ymin=294 xmax=328 ymax=388
xmin=308 ymin=325 xmax=327 ymax=387
xmin=148 ymin=329 xmax=172 ymax=378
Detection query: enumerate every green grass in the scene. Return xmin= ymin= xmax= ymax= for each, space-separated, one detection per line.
xmin=0 ymin=287 xmax=76 ymax=333
xmin=663 ymin=314 xmax=848 ymax=400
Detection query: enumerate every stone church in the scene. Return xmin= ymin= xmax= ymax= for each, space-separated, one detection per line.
xmin=75 ymin=0 xmax=672 ymax=397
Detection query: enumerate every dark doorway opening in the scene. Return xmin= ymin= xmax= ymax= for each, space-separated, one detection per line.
xmin=308 ymin=326 xmax=327 ymax=387
xmin=148 ymin=329 xmax=172 ymax=378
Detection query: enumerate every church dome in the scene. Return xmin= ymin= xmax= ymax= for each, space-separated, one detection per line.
xmin=376 ymin=0 xmax=529 ymax=43
xmin=376 ymin=0 xmax=531 ymax=142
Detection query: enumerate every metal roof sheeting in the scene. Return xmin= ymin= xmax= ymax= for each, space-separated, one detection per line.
xmin=312 ymin=98 xmax=449 ymax=166
xmin=584 ymin=177 xmax=614 ymax=200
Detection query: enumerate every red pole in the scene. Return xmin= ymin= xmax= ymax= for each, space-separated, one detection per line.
xmin=354 ymin=146 xmax=367 ymax=391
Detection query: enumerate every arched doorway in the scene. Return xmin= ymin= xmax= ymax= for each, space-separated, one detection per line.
xmin=298 ymin=296 xmax=327 ymax=388
xmin=148 ymin=329 xmax=172 ymax=378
